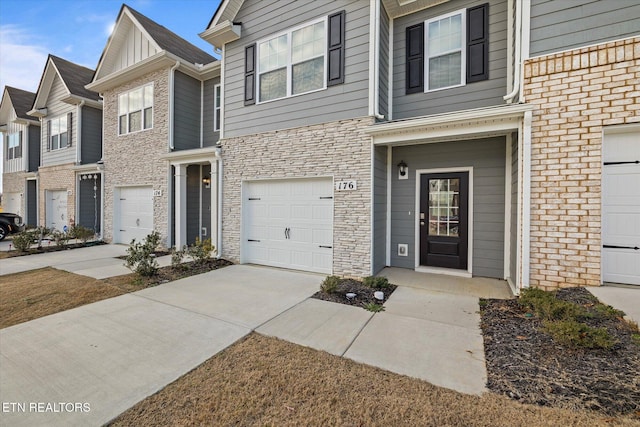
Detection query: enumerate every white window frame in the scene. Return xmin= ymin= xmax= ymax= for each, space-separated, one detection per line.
xmin=118 ymin=83 xmax=153 ymax=135
xmin=213 ymin=83 xmax=221 ymax=132
xmin=49 ymin=115 xmax=68 ymax=151
xmin=7 ymin=132 xmax=21 ymax=159
xmin=424 ymin=9 xmax=466 ymax=92
xmin=256 ymin=16 xmax=328 ymax=104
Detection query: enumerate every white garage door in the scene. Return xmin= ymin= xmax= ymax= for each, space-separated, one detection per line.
xmin=115 ymin=186 xmax=154 ymax=244
xmin=46 ymin=190 xmax=68 ymax=231
xmin=602 ymin=129 xmax=640 ymax=286
xmin=3 ymin=192 xmax=21 ymax=217
xmin=243 ymin=178 xmax=333 ymax=274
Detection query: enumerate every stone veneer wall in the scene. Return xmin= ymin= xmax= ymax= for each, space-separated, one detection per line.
xmin=102 ymin=68 xmax=170 ymax=245
xmin=523 ymin=37 xmax=640 ymax=290
xmin=38 ymin=163 xmax=76 ymax=227
xmin=2 ymin=171 xmax=29 ymax=215
xmin=221 ymin=117 xmax=375 ymax=277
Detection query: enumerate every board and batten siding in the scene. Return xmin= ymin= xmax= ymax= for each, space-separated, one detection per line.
xmin=41 ymin=74 xmax=77 ymax=166
xmin=28 ymin=124 xmax=41 ymax=172
xmin=109 ymin=21 xmax=159 ymax=75
xmin=81 ymin=106 xmax=102 ymax=164
xmin=223 ymin=0 xmax=370 ymax=138
xmin=509 ymin=133 xmax=518 ymax=285
xmin=173 ymin=71 xmax=202 ymax=151
xmin=529 ymin=0 xmax=640 ymax=57
xmin=373 ymin=145 xmax=388 ymax=274
xmin=392 ymin=0 xmax=508 ymax=120
xmin=390 ymin=137 xmax=506 ymax=279
xmin=3 ymin=113 xmax=27 ymax=173
xmin=203 ymin=78 xmax=220 ymax=147
xmin=379 ymin=4 xmax=390 ymax=119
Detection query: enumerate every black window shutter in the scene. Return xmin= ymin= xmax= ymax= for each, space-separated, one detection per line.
xmin=4 ymin=134 xmax=8 ymax=159
xmin=405 ymin=23 xmax=424 ymax=94
xmin=244 ymin=44 xmax=256 ymax=105
xmin=17 ymin=131 xmax=22 ymax=158
xmin=67 ymin=112 xmax=72 ymax=147
xmin=327 ymin=10 xmax=346 ymax=86
xmin=46 ymin=120 xmax=51 ymax=151
xmin=467 ymin=3 xmax=489 ymax=83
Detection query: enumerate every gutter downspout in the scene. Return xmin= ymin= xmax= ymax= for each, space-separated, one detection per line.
xmin=216 ymin=147 xmax=223 ymax=259
xmin=503 ymin=0 xmax=522 ymax=103
xmin=168 ymin=61 xmax=180 ymax=150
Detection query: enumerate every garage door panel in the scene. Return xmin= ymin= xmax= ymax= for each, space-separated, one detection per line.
xmin=116 ymin=187 xmax=153 ymax=244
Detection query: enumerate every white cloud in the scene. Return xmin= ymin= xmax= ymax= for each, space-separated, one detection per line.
xmin=0 ymin=25 xmax=48 ymax=92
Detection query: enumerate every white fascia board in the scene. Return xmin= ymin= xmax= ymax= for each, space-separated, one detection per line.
xmin=86 ymin=52 xmax=176 ymax=92
xmin=199 ymin=20 xmax=242 ymax=49
xmin=160 ymin=146 xmax=222 ymax=164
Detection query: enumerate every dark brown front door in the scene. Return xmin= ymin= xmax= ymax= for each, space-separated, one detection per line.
xmin=420 ymin=172 xmax=469 ymax=270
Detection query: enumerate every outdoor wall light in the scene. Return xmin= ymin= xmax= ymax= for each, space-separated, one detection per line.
xmin=398 ymin=160 xmax=408 ymax=180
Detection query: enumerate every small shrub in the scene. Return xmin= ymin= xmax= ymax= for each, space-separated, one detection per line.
xmin=187 ymin=237 xmax=215 ymax=264
xmin=125 ymin=231 xmax=161 ymax=277
xmin=11 ymin=230 xmax=36 ymax=252
xmin=49 ymin=229 xmax=70 ymax=247
xmin=542 ymin=319 xmax=617 ymax=350
xmin=34 ymin=226 xmax=50 ymax=248
xmin=171 ymin=246 xmax=187 ymax=269
xmin=320 ymin=276 xmax=340 ymax=294
xmin=363 ymin=276 xmax=391 ymax=289
xmin=69 ymin=225 xmax=95 ymax=243
xmin=592 ymin=304 xmax=625 ymax=320
xmin=518 ymin=287 xmax=588 ymax=321
xmin=363 ymin=302 xmax=385 ymax=313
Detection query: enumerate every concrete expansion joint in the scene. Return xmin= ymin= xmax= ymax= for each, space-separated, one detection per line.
xmin=340 ymin=312 xmax=376 ymax=357
xmin=252 ymin=296 xmax=313 ymax=332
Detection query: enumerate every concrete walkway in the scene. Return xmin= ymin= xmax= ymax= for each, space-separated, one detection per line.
xmin=588 ymin=285 xmax=640 ymax=323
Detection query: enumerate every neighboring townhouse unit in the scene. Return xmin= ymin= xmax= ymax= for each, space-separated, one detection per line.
xmin=28 ymin=55 xmax=103 ymax=234
xmin=202 ymin=0 xmax=639 ymax=292
xmin=522 ymin=0 xmax=640 ymax=288
xmin=87 ymin=5 xmax=219 ymax=248
xmin=0 ymin=87 xmax=40 ymax=226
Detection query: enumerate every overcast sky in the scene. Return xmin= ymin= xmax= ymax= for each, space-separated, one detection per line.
xmin=0 ymin=0 xmax=222 ymax=192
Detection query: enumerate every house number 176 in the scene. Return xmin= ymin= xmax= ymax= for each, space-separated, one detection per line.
xmin=335 ymin=180 xmax=357 ymax=191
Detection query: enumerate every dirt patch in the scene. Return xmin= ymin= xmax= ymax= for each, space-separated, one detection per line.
xmin=311 ymin=278 xmax=397 ymax=308
xmin=0 ymin=240 xmax=105 ymax=259
xmin=108 ymin=333 xmax=639 ymax=427
xmin=0 ymin=268 xmax=125 ymax=328
xmin=481 ymin=287 xmax=640 ymax=416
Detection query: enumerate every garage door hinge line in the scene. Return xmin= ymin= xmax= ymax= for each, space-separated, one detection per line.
xmin=603 ymin=245 xmax=639 ymax=250
xmin=603 ymin=160 xmax=639 ymax=165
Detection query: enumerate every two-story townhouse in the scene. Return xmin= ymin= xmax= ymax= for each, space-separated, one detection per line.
xmin=521 ymin=0 xmax=640 ymax=288
xmin=201 ymin=0 xmax=531 ymax=287
xmin=28 ymin=55 xmax=103 ymax=234
xmin=0 ymin=87 xmax=40 ymax=226
xmin=86 ymin=5 xmax=219 ymax=248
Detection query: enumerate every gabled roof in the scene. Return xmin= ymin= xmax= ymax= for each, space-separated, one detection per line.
xmin=127 ymin=6 xmax=215 ymax=65
xmin=4 ymin=87 xmax=37 ymax=120
xmin=30 ymin=54 xmax=100 ymax=114
xmin=205 ymin=0 xmax=244 ymax=31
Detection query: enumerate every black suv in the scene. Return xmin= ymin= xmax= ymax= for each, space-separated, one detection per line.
xmin=0 ymin=212 xmax=25 ymax=241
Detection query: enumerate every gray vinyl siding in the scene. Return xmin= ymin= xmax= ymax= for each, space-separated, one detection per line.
xmin=373 ymin=145 xmax=388 ymax=274
xmin=187 ymin=164 xmax=201 ymax=244
xmin=379 ymin=4 xmax=390 ymax=119
xmin=530 ymin=0 xmax=640 ymax=57
xmin=41 ymin=74 xmax=77 ymax=166
xmin=78 ymin=174 xmax=101 ymax=233
xmin=201 ymin=164 xmax=212 ymax=240
xmin=81 ymin=106 xmax=102 ymax=164
xmin=203 ymin=78 xmax=220 ymax=147
xmin=28 ymin=125 xmax=41 ymax=172
xmin=223 ymin=0 xmax=370 ymax=138
xmin=509 ymin=133 xmax=518 ymax=285
xmin=393 ymin=0 xmax=508 ymax=120
xmin=174 ymin=71 xmax=201 ymax=151
xmin=26 ymin=180 xmax=37 ymax=227
xmin=390 ymin=137 xmax=506 ymax=278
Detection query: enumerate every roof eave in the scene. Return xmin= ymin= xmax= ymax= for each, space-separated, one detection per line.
xmin=200 ymin=20 xmax=241 ymax=50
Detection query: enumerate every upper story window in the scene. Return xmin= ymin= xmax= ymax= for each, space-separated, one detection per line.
xmin=118 ymin=83 xmax=153 ymax=135
xmin=406 ymin=4 xmax=489 ymax=95
xmin=257 ymin=18 xmax=327 ymax=103
xmin=7 ymin=132 xmax=22 ymax=159
xmin=49 ymin=115 xmax=68 ymax=150
xmin=426 ymin=10 xmax=465 ymax=91
xmin=214 ymin=84 xmax=221 ymax=132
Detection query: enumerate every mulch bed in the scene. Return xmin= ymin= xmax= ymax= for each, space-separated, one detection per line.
xmin=0 ymin=240 xmax=105 ymax=258
xmin=121 ymin=258 xmax=234 ymax=287
xmin=480 ymin=287 xmax=640 ymax=417
xmin=311 ymin=278 xmax=397 ymax=308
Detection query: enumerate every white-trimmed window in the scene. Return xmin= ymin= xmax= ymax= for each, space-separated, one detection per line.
xmin=49 ymin=115 xmax=68 ymax=150
xmin=425 ymin=9 xmax=466 ymax=91
xmin=257 ymin=17 xmax=327 ymax=103
xmin=7 ymin=132 xmax=21 ymax=159
xmin=118 ymin=83 xmax=153 ymax=135
xmin=214 ymin=84 xmax=221 ymax=132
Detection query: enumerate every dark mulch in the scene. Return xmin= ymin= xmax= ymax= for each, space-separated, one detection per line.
xmin=481 ymin=287 xmax=640 ymax=417
xmin=0 ymin=240 xmax=105 ymax=258
xmin=116 ymin=250 xmax=171 ymax=260
xmin=110 ymin=258 xmax=234 ymax=287
xmin=311 ymin=278 xmax=397 ymax=308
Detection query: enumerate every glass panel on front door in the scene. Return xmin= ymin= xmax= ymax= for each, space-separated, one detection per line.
xmin=428 ymin=178 xmax=460 ymax=237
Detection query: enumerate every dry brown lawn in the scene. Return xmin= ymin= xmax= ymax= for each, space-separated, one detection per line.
xmin=0 ymin=268 xmax=131 ymax=328
xmin=109 ymin=334 xmax=640 ymax=427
